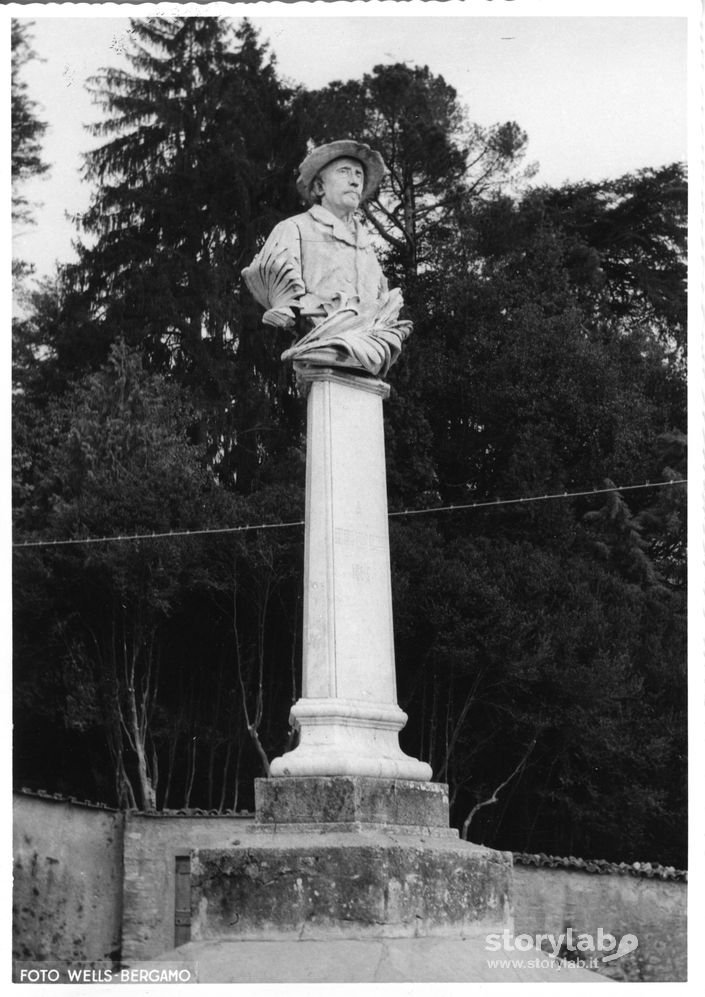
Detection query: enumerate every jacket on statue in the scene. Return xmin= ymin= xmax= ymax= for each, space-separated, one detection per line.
xmin=243 ymin=204 xmax=411 ymax=378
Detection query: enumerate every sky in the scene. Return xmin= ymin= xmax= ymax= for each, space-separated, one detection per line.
xmin=9 ymin=4 xmax=690 ymax=283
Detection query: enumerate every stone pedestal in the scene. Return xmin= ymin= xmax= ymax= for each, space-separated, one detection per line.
xmin=191 ymin=833 xmax=513 ymax=942
xmin=269 ymin=366 xmax=430 ymax=781
xmin=190 ymin=777 xmax=513 ymax=944
xmin=255 ymin=776 xmax=451 ymax=832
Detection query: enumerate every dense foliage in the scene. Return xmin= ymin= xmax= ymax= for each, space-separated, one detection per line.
xmin=12 ymin=17 xmax=687 ymax=867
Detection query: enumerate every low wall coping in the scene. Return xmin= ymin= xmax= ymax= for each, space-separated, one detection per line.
xmin=513 ymin=851 xmax=687 ymax=882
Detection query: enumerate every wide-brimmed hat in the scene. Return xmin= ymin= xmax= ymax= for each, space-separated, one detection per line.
xmin=296 ymin=140 xmax=386 ymax=204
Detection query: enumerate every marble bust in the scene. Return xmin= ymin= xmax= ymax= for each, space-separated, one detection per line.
xmin=243 ymin=140 xmax=412 ymax=378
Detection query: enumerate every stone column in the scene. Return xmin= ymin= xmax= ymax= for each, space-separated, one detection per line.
xmin=269 ymin=366 xmax=431 ymax=781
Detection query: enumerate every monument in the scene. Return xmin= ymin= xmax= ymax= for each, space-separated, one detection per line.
xmin=189 ymin=141 xmax=513 ymax=951
xmin=243 ymin=140 xmax=429 ymax=783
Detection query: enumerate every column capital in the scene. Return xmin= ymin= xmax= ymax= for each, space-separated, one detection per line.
xmin=294 ymin=363 xmax=391 ymax=400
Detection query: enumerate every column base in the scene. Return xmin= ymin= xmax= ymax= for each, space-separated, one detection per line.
xmin=255 ymin=776 xmax=450 ymax=831
xmin=269 ymin=698 xmax=432 ymax=781
xmin=191 ymin=832 xmax=513 ymax=941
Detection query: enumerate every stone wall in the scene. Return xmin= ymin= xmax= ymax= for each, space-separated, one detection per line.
xmin=513 ymin=862 xmax=687 ymax=982
xmin=121 ymin=812 xmax=255 ymax=961
xmin=13 ymin=793 xmax=687 ymax=982
xmin=12 ymin=793 xmax=124 ymax=965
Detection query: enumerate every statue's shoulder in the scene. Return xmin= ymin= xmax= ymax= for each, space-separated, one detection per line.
xmin=267 ymin=210 xmax=312 ymax=239
xmin=265 ymin=207 xmax=333 ymax=248
xmin=286 ymin=208 xmax=318 ymax=230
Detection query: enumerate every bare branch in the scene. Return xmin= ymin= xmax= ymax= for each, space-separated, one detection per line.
xmin=436 ymin=667 xmax=485 ymax=782
xmin=461 ymin=738 xmax=537 ymax=841
xmin=363 ymin=202 xmax=407 ymax=251
xmin=247 ymin=723 xmax=272 ymax=778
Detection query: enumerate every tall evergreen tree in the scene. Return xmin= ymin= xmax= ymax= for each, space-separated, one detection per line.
xmin=11 ymin=20 xmax=48 ymax=230
xmin=11 ymin=17 xmax=49 ymax=319
xmin=66 ymin=17 xmax=307 ymax=486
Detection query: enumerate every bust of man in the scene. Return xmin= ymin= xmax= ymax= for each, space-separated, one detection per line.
xmin=243 ymin=140 xmax=411 ymax=378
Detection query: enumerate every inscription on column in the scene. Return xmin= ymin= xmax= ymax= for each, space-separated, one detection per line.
xmin=351 ymin=563 xmax=372 ymax=583
xmin=334 ymin=527 xmax=385 ymax=551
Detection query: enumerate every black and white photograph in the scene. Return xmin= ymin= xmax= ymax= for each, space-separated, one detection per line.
xmin=7 ymin=0 xmax=700 ymax=990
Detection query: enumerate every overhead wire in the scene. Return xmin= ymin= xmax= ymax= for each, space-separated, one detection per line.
xmin=11 ymin=478 xmax=686 ymax=550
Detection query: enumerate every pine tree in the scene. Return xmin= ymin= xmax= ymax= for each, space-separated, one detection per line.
xmin=12 ymin=18 xmax=49 ymax=309
xmin=67 ymin=17 xmax=306 ymax=484
xmin=76 ymin=18 xmax=292 ymax=350
xmin=11 ymin=20 xmax=48 ymax=229
xmin=303 ymin=63 xmax=533 ymax=283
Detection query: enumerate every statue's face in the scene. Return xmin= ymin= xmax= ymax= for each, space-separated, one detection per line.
xmin=316 ymin=157 xmax=365 ymax=218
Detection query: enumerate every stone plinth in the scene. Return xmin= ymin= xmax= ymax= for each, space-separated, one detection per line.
xmin=255 ymin=776 xmax=451 ymax=832
xmin=269 ymin=366 xmax=430 ymax=781
xmin=191 ymin=832 xmax=513 ymax=942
